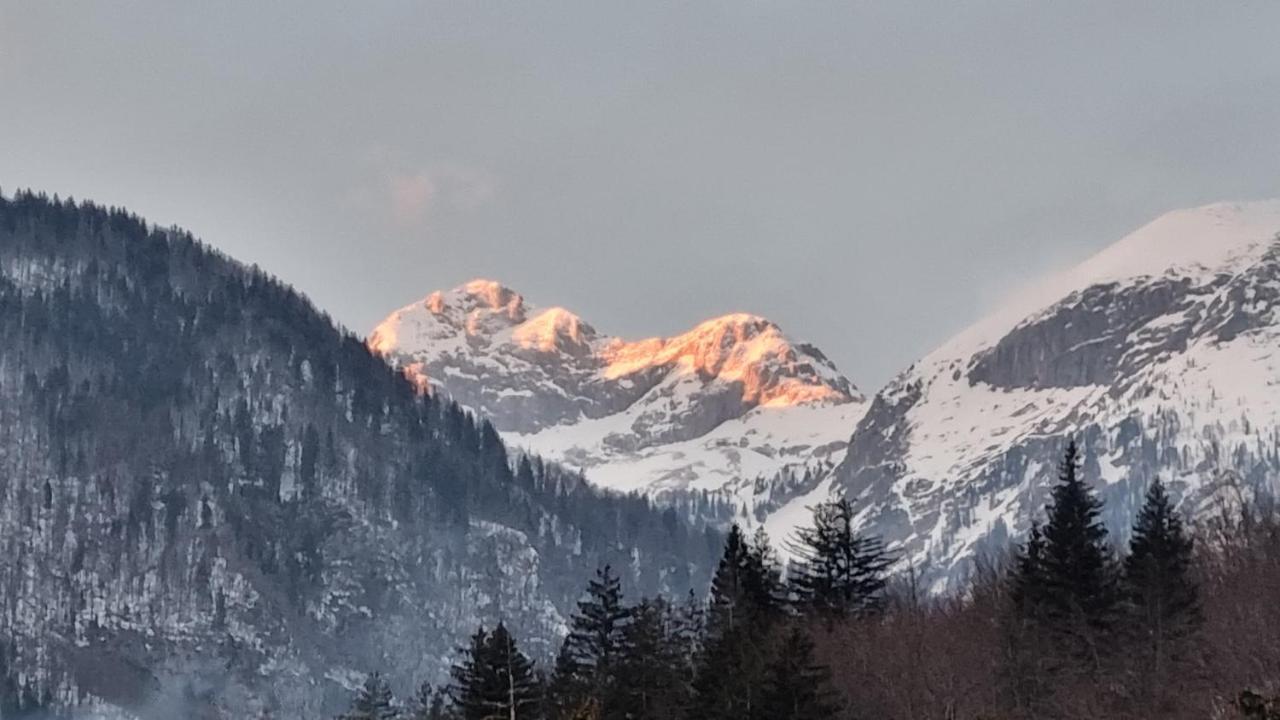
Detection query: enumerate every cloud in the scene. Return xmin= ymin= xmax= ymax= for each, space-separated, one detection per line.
xmin=389 ymin=172 xmax=436 ymax=225
xmin=381 ymin=164 xmax=497 ymax=227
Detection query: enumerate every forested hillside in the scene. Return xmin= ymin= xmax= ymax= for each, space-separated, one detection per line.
xmin=362 ymin=444 xmax=1280 ymax=720
xmin=0 ymin=191 xmax=720 ymax=718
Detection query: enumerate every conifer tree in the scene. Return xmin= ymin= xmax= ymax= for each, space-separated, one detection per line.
xmin=342 ymin=672 xmax=399 ymax=720
xmin=706 ymin=524 xmax=779 ymax=632
xmin=613 ymin=598 xmax=692 ymax=719
xmin=1038 ymin=441 xmax=1119 ymax=632
xmin=748 ymin=527 xmax=785 ymax=612
xmin=1004 ymin=520 xmax=1055 ymax=713
xmin=759 ymin=626 xmax=842 ymax=720
xmin=1011 ymin=521 xmax=1047 ymax=614
xmin=1008 ymin=440 xmax=1120 ymax=683
xmin=514 ymin=455 xmax=537 ymax=493
xmin=548 ymin=566 xmax=630 ymax=718
xmin=489 ymin=623 xmax=543 ymax=720
xmin=692 ymin=524 xmax=779 ymax=720
xmin=451 ymin=623 xmax=543 ymax=720
xmin=545 ymin=644 xmax=585 ymax=720
xmin=1123 ymin=479 xmax=1200 ymax=691
xmin=788 ymin=498 xmax=892 ymax=619
xmin=566 ymin=565 xmax=630 ymax=676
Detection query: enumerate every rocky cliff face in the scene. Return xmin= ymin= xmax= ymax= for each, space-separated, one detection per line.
xmin=370 ymin=281 xmax=867 ymax=532
xmin=833 ymin=200 xmax=1280 ymax=589
xmin=0 ymin=193 xmax=718 ymax=719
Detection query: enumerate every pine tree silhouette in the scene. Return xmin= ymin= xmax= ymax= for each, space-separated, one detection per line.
xmin=1039 ymin=441 xmax=1120 ymax=630
xmin=693 ymin=524 xmax=779 ymax=720
xmin=759 ymin=626 xmax=842 ymax=720
xmin=1011 ymin=521 xmax=1047 ymax=615
xmin=549 ymin=565 xmax=630 ymax=718
xmin=612 ymin=598 xmax=692 ymax=719
xmin=788 ymin=497 xmax=892 ymax=619
xmin=1008 ymin=440 xmax=1121 ymax=683
xmin=451 ymin=623 xmax=543 ymax=720
xmin=1124 ymin=479 xmax=1201 ymax=698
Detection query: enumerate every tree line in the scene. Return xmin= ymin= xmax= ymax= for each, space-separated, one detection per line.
xmin=340 ymin=439 xmax=1280 ymax=720
xmin=338 ymin=488 xmax=889 ymax=720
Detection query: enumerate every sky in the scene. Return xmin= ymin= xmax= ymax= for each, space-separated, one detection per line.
xmin=2 ymin=1 xmax=1279 ymax=390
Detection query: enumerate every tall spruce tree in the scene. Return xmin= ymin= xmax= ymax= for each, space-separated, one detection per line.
xmin=758 ymin=626 xmax=842 ymax=720
xmin=548 ymin=566 xmax=630 ymax=718
xmin=450 ymin=623 xmax=543 ymax=720
xmin=1124 ymin=479 xmax=1201 ymax=690
xmin=787 ymin=497 xmax=892 ymax=619
xmin=1038 ymin=441 xmax=1120 ymax=631
xmin=748 ymin=527 xmax=785 ymax=611
xmin=1009 ymin=440 xmax=1120 ymax=676
xmin=342 ymin=672 xmax=399 ymax=720
xmin=692 ymin=524 xmax=779 ymax=720
xmin=706 ymin=524 xmax=780 ymax=632
xmin=613 ymin=598 xmax=692 ymax=719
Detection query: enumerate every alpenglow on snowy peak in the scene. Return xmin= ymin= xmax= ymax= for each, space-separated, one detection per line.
xmin=834 ymin=199 xmax=1280 ymax=590
xmin=369 ymin=279 xmax=868 ymax=530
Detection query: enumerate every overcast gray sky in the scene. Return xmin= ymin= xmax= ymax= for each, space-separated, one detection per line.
xmin=3 ymin=2 xmax=1279 ymax=389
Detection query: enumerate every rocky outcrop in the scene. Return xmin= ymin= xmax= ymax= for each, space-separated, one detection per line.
xmin=370 ymin=281 xmax=867 ymax=531
xmin=834 ymin=200 xmax=1280 ymax=590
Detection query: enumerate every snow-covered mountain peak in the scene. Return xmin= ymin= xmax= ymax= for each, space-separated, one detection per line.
xmin=938 ymin=199 xmax=1280 ymax=361
xmin=600 ymin=312 xmax=856 ymax=408
xmin=372 ymin=281 xmax=859 ymax=414
xmin=453 ymin=278 xmax=526 ymax=312
xmin=835 ymin=197 xmax=1280 ymax=590
xmin=368 ymin=279 xmax=530 ymax=359
xmin=370 ymin=282 xmax=867 ymax=527
xmin=1081 ymin=200 xmax=1280 ymax=282
xmin=513 ymin=306 xmax=598 ymax=354
xmin=429 ymin=278 xmax=528 ymax=332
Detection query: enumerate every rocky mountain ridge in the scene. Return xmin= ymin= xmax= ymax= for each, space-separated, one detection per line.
xmin=370 ymin=280 xmax=867 ymax=531
xmin=373 ymin=201 xmax=1280 ymax=588
xmin=833 ymin=200 xmax=1280 ymax=588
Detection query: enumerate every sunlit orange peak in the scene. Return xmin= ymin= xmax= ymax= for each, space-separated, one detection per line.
xmin=513 ymin=307 xmax=596 ymax=352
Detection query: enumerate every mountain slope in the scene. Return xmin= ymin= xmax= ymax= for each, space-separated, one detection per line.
xmin=370 ymin=281 xmax=867 ymax=528
xmin=833 ymin=200 xmax=1280 ymax=589
xmin=0 ymin=193 xmax=719 ymax=718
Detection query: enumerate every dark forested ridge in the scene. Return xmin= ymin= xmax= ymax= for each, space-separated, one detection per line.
xmin=0 ymin=191 xmax=720 ymax=718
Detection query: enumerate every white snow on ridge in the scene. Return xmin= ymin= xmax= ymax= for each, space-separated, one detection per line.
xmin=515 ymin=400 xmax=866 ymax=496
xmin=936 ymin=200 xmax=1280 ymax=359
xmin=837 ymin=198 xmax=1280 ymax=584
xmin=370 ymin=200 xmax=1280 ymax=576
xmin=369 ymin=279 xmax=867 ymax=541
